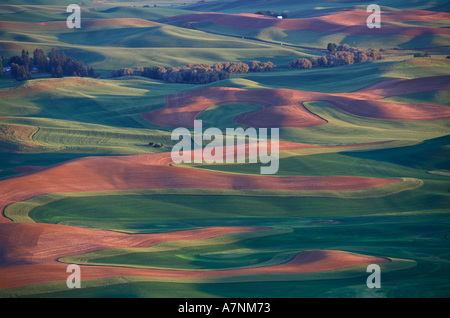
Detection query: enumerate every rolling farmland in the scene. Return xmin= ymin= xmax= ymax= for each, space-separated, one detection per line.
xmin=0 ymin=0 xmax=449 ymax=299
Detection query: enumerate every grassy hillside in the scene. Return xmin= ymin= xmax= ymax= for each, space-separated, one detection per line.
xmin=0 ymin=0 xmax=449 ymax=299
xmin=187 ymin=0 xmax=449 ymax=12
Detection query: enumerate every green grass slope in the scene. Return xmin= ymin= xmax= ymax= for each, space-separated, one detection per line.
xmin=0 ymin=0 xmax=449 ymax=299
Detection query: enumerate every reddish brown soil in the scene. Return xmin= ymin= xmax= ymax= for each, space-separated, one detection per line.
xmin=0 ymin=210 xmax=389 ymax=289
xmin=0 ymin=224 xmax=268 ymax=288
xmin=166 ymin=10 xmax=450 ymax=36
xmin=5 ymin=44 xmax=441 ymax=291
xmin=142 ymin=75 xmax=450 ymax=128
xmin=0 ymin=222 xmax=266 ymax=267
xmin=0 ymin=250 xmax=389 ymax=289
xmin=0 ymin=223 xmax=389 ymax=289
xmin=0 ymin=77 xmax=105 ymax=99
xmin=0 ymin=146 xmax=401 ymax=225
xmin=143 ymin=87 xmax=327 ymax=128
xmin=0 ymin=136 xmax=400 ymax=289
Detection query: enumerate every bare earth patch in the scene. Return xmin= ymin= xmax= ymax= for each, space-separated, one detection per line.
xmin=0 ymin=143 xmax=402 ymax=225
xmin=0 ymin=220 xmax=388 ymax=288
xmin=142 ymin=75 xmax=450 ymax=128
xmin=166 ymin=10 xmax=450 ymax=36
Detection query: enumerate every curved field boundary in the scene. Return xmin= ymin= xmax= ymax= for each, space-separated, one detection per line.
xmin=0 ymin=139 xmax=407 ymax=224
xmin=0 ymin=250 xmax=391 ymax=289
xmin=0 ymin=166 xmax=402 ymax=222
xmin=143 ymin=87 xmax=326 ymax=128
xmin=190 ymin=256 xmax=415 ymax=285
xmin=0 ymin=221 xmax=393 ymax=290
xmin=166 ymin=10 xmax=450 ymax=36
xmin=0 ymin=223 xmax=268 ymax=267
xmin=428 ymin=170 xmax=450 ymax=177
xmin=141 ymin=75 xmax=450 ymax=128
xmin=59 ymin=227 xmax=292 ymax=267
xmin=4 ymin=177 xmax=422 ymax=224
xmin=0 ymin=257 xmax=416 ymax=297
xmin=0 ymin=123 xmax=44 ymax=152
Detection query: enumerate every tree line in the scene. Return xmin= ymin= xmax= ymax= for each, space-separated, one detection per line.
xmin=289 ymin=43 xmax=383 ymax=69
xmin=111 ymin=60 xmax=276 ymax=84
xmin=2 ymin=48 xmax=98 ymax=81
xmin=5 ymin=49 xmax=33 ymax=81
xmin=1 ymin=44 xmax=384 ymax=84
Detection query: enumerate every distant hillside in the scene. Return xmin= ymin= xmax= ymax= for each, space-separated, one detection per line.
xmin=186 ymin=0 xmax=448 ymax=13
xmin=0 ymin=0 xmax=201 ymax=6
xmin=166 ymin=9 xmax=450 ymax=49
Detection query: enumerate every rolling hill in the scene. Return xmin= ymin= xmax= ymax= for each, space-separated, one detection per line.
xmin=0 ymin=0 xmax=449 ymax=299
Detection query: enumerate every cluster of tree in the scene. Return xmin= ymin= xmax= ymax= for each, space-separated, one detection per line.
xmin=255 ymin=10 xmax=288 ymax=19
xmin=247 ymin=60 xmax=277 ymax=72
xmin=212 ymin=62 xmax=249 ymax=74
xmin=47 ymin=49 xmax=97 ymax=78
xmin=111 ymin=60 xmax=276 ymax=84
xmin=5 ymin=48 xmax=98 ymax=81
xmin=327 ymin=43 xmax=337 ymax=53
xmin=111 ymin=64 xmax=229 ymax=84
xmin=161 ymin=64 xmax=229 ymax=84
xmin=33 ymin=49 xmax=50 ymax=72
xmin=7 ymin=50 xmax=33 ymax=81
xmin=289 ymin=43 xmax=383 ymax=70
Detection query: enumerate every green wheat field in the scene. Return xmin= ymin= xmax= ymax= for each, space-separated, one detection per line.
xmin=0 ymin=0 xmax=449 ymax=299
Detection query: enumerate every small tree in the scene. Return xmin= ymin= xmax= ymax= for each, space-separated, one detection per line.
xmin=317 ymin=56 xmax=328 ymax=67
xmin=33 ymin=48 xmax=49 ymax=72
xmin=354 ymin=52 xmax=368 ymax=63
xmin=336 ymin=44 xmax=351 ymax=52
xmin=11 ymin=63 xmax=19 ymax=79
xmin=55 ymin=65 xmax=63 ymax=78
xmin=309 ymin=57 xmax=319 ymax=68
xmin=87 ymin=66 xmax=95 ymax=77
xmin=289 ymin=58 xmax=312 ymax=69
xmin=21 ymin=50 xmax=31 ymax=67
xmin=327 ymin=43 xmax=337 ymax=53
